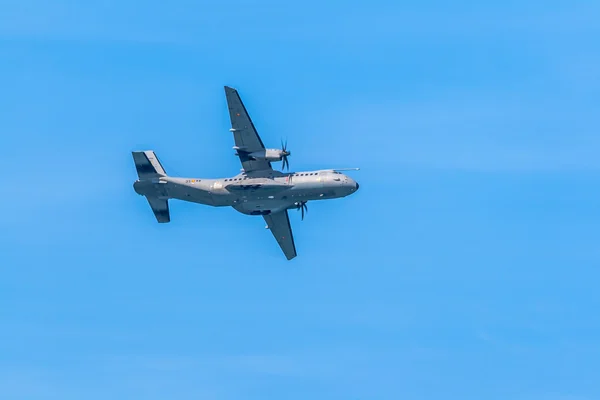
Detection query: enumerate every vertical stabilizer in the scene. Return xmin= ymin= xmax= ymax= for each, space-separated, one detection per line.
xmin=132 ymin=151 xmax=170 ymax=223
xmin=132 ymin=151 xmax=167 ymax=179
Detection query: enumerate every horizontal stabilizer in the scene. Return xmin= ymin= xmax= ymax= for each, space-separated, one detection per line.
xmin=132 ymin=151 xmax=167 ymax=179
xmin=146 ymin=196 xmax=170 ymax=223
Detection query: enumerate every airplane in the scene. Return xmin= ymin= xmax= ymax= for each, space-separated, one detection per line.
xmin=131 ymin=86 xmax=359 ymax=260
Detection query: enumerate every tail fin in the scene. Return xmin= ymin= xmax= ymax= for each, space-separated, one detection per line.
xmin=132 ymin=151 xmax=170 ymax=223
xmin=132 ymin=151 xmax=167 ymax=179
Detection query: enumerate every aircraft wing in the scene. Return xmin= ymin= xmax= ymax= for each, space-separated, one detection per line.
xmin=224 ymin=86 xmax=273 ymax=173
xmin=263 ymin=211 xmax=297 ymax=260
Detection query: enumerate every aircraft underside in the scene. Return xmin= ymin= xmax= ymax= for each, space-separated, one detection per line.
xmin=233 ymin=201 xmax=290 ymax=215
xmin=175 ymin=185 xmax=326 ymax=216
xmin=135 ymin=175 xmax=351 ymax=215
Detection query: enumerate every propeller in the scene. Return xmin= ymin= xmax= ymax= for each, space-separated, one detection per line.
xmin=281 ymin=139 xmax=291 ymax=171
xmin=295 ymin=201 xmax=308 ymax=220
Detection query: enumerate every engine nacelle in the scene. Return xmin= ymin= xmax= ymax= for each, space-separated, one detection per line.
xmin=248 ymin=148 xmax=286 ymax=162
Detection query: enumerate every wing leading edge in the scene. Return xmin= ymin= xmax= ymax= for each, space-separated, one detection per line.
xmin=263 ymin=211 xmax=297 ymax=260
xmin=224 ymin=86 xmax=272 ymax=173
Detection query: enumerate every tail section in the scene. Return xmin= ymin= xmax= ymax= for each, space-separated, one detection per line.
xmin=132 ymin=150 xmax=170 ymax=223
xmin=146 ymin=196 xmax=170 ymax=223
xmin=132 ymin=150 xmax=167 ymax=179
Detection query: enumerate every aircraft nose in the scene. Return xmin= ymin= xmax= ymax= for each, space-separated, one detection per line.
xmin=355 ymin=182 xmax=359 ymax=191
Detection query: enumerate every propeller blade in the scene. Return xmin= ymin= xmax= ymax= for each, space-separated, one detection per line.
xmin=295 ymin=201 xmax=306 ymax=220
xmin=296 ymin=201 xmax=307 ymax=220
xmin=280 ymin=138 xmax=290 ymax=171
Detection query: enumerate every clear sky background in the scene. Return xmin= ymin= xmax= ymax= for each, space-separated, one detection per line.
xmin=1 ymin=1 xmax=599 ymax=399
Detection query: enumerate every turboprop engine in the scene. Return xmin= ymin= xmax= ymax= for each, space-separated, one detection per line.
xmin=248 ymin=148 xmax=288 ymax=162
xmin=237 ymin=140 xmax=291 ymax=170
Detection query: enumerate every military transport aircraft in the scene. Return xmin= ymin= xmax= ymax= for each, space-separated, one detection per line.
xmin=132 ymin=86 xmax=359 ymax=260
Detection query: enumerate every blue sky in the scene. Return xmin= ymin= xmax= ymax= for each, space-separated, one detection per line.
xmin=1 ymin=0 xmax=599 ymax=399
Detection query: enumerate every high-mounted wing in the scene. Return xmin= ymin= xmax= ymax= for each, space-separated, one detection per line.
xmin=263 ymin=211 xmax=297 ymax=260
xmin=224 ymin=86 xmax=272 ymax=173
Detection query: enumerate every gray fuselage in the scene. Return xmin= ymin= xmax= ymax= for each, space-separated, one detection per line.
xmin=133 ymin=169 xmax=359 ymax=215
